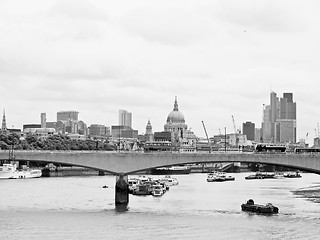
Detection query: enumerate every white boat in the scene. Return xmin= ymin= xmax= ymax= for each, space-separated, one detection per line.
xmin=9 ymin=169 xmax=42 ymax=179
xmin=273 ymin=172 xmax=285 ymax=179
xmin=207 ymin=172 xmax=235 ymax=182
xmin=0 ymin=163 xmax=42 ymax=179
xmin=128 ymin=178 xmax=139 ymax=193
xmin=152 ymin=184 xmax=164 ymax=196
xmin=160 ymin=175 xmax=179 ymax=186
xmin=0 ymin=163 xmax=17 ymax=179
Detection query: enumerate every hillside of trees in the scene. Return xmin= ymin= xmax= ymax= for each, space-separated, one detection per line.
xmin=0 ymin=133 xmax=116 ymax=151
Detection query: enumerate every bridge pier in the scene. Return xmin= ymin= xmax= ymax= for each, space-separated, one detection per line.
xmin=115 ymin=173 xmax=129 ymax=205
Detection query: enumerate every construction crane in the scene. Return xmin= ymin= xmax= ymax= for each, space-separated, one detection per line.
xmin=232 ymin=115 xmax=241 ymax=134
xmin=202 ymin=121 xmax=212 ymax=153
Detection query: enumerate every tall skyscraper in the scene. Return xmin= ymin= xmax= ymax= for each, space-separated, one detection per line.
xmin=119 ymin=110 xmax=132 ymax=128
xmin=262 ymin=92 xmax=296 ymax=143
xmin=276 ymin=93 xmax=296 ymax=143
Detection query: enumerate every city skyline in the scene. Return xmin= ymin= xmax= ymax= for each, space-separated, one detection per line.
xmin=1 ymin=1 xmax=320 ymax=143
xmin=0 ymin=92 xmax=314 ymax=142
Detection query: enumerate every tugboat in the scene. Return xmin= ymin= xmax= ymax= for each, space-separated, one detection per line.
xmin=241 ymin=199 xmax=279 ymax=214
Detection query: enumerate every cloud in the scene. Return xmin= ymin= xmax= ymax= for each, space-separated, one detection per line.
xmin=117 ymin=2 xmax=214 ymax=46
xmin=49 ymin=0 xmax=109 ymax=21
xmin=0 ymin=0 xmax=320 ymax=140
xmin=211 ymin=0 xmax=307 ymax=33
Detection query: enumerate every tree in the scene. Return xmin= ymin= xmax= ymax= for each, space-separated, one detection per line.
xmin=0 ymin=140 xmax=8 ymax=150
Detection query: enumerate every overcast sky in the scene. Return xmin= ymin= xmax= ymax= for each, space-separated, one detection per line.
xmin=1 ymin=0 xmax=320 ymax=143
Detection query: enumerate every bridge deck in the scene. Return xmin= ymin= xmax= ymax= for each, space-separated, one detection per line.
xmin=1 ymin=150 xmax=320 ymax=175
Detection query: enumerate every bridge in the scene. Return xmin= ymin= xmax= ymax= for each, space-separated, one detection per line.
xmin=1 ymin=150 xmax=320 ymax=204
xmin=1 ymin=150 xmax=320 ymax=174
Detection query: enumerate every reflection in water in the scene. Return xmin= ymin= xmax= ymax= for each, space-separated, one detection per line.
xmin=115 ymin=203 xmax=129 ymax=213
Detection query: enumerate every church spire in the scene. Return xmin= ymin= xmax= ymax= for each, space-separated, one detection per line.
xmin=1 ymin=109 xmax=7 ymax=134
xmin=173 ymin=96 xmax=179 ymax=111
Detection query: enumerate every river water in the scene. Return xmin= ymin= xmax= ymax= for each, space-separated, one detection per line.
xmin=1 ymin=172 xmax=320 ymax=240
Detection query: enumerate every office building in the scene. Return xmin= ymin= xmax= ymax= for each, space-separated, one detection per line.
xmin=243 ymin=121 xmax=255 ymax=141
xmin=23 ymin=124 xmax=41 ymax=130
xmin=111 ymin=125 xmax=131 ymax=139
xmin=119 ymin=110 xmax=132 ymax=128
xmin=89 ymin=124 xmax=107 ymax=137
xmin=262 ymin=92 xmax=296 ymax=143
xmin=57 ymin=111 xmax=79 ymax=122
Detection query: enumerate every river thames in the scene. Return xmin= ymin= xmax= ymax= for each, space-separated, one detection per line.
xmin=1 ymin=172 xmax=320 ymax=240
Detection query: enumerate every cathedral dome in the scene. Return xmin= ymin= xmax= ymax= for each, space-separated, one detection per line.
xmin=166 ymin=97 xmax=185 ymax=124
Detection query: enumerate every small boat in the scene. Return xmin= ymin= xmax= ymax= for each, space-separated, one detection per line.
xmin=283 ymin=171 xmax=302 ymax=178
xmin=241 ymin=199 xmax=279 ymax=214
xmin=273 ymin=172 xmax=285 ymax=179
xmin=0 ymin=163 xmax=17 ymax=179
xmin=132 ymin=183 xmax=152 ymax=196
xmin=207 ymin=172 xmax=235 ymax=182
xmin=152 ymin=184 xmax=164 ymax=197
xmin=260 ymin=172 xmax=275 ymax=179
xmin=245 ymin=173 xmax=264 ymax=180
xmin=159 ymin=175 xmax=179 ymax=186
xmin=150 ymin=166 xmax=191 ymax=175
xmin=128 ymin=178 xmax=139 ymax=194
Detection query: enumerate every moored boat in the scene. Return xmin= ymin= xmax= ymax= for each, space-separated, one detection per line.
xmin=283 ymin=171 xmax=302 ymax=178
xmin=159 ymin=175 xmax=179 ymax=186
xmin=128 ymin=178 xmax=139 ymax=194
xmin=0 ymin=163 xmax=42 ymax=179
xmin=152 ymin=184 xmax=164 ymax=197
xmin=207 ymin=172 xmax=235 ymax=182
xmin=132 ymin=183 xmax=152 ymax=196
xmin=0 ymin=163 xmax=17 ymax=179
xmin=245 ymin=172 xmax=265 ymax=180
xmin=150 ymin=166 xmax=191 ymax=175
xmin=241 ymin=199 xmax=279 ymax=214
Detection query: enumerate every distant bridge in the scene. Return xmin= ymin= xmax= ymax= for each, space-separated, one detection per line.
xmin=1 ymin=150 xmax=320 ymax=175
